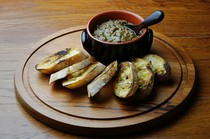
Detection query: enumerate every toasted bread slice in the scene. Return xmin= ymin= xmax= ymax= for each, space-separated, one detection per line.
xmin=35 ymin=48 xmax=88 ymax=74
xmin=49 ymin=58 xmax=91 ymax=84
xmin=132 ymin=58 xmax=154 ymax=98
xmin=143 ymin=54 xmax=171 ymax=81
xmin=87 ymin=61 xmax=118 ymax=97
xmin=114 ymin=61 xmax=138 ymax=98
xmin=62 ymin=62 xmax=105 ymax=89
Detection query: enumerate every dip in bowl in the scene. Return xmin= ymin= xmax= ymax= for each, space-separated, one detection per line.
xmin=81 ymin=10 xmax=153 ymax=65
xmin=93 ymin=19 xmax=142 ymax=43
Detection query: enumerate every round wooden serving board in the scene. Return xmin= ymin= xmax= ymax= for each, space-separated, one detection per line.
xmin=15 ymin=26 xmax=195 ymax=136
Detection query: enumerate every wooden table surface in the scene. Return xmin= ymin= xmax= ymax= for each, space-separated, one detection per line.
xmin=1 ymin=0 xmax=210 ymax=138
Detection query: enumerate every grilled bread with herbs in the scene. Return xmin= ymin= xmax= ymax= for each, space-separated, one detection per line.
xmin=114 ymin=61 xmax=138 ymax=98
xmin=87 ymin=61 xmax=118 ymax=97
xmin=62 ymin=62 xmax=105 ymax=89
xmin=49 ymin=58 xmax=91 ymax=84
xmin=35 ymin=48 xmax=88 ymax=74
xmin=132 ymin=58 xmax=155 ymax=99
xmin=143 ymin=54 xmax=171 ymax=81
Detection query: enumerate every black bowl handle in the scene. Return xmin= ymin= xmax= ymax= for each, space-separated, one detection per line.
xmin=81 ymin=29 xmax=93 ymax=55
xmin=145 ymin=29 xmax=153 ymax=53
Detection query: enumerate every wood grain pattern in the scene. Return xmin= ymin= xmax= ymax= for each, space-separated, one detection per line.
xmin=1 ymin=0 xmax=210 ymax=138
xmin=14 ymin=26 xmax=195 ymax=136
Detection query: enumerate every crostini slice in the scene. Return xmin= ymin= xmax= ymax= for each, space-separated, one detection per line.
xmin=114 ymin=61 xmax=138 ymax=98
xmin=87 ymin=61 xmax=118 ymax=97
xmin=143 ymin=54 xmax=171 ymax=81
xmin=35 ymin=48 xmax=88 ymax=74
xmin=132 ymin=58 xmax=155 ymax=97
xmin=62 ymin=62 xmax=105 ymax=89
xmin=49 ymin=58 xmax=91 ymax=84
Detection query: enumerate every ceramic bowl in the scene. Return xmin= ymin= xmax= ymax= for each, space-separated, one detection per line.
xmin=81 ymin=10 xmax=153 ymax=65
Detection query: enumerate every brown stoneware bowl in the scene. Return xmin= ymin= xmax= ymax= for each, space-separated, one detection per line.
xmin=81 ymin=10 xmax=153 ymax=65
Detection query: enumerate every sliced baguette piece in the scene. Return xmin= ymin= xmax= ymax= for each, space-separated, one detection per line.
xmin=114 ymin=61 xmax=138 ymax=98
xmin=87 ymin=61 xmax=118 ymax=97
xmin=62 ymin=62 xmax=105 ymax=89
xmin=143 ymin=54 xmax=171 ymax=81
xmin=132 ymin=58 xmax=155 ymax=98
xmin=49 ymin=58 xmax=91 ymax=84
xmin=35 ymin=48 xmax=88 ymax=74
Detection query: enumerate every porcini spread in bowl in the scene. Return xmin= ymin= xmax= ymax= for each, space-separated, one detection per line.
xmin=93 ymin=20 xmax=142 ymax=43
